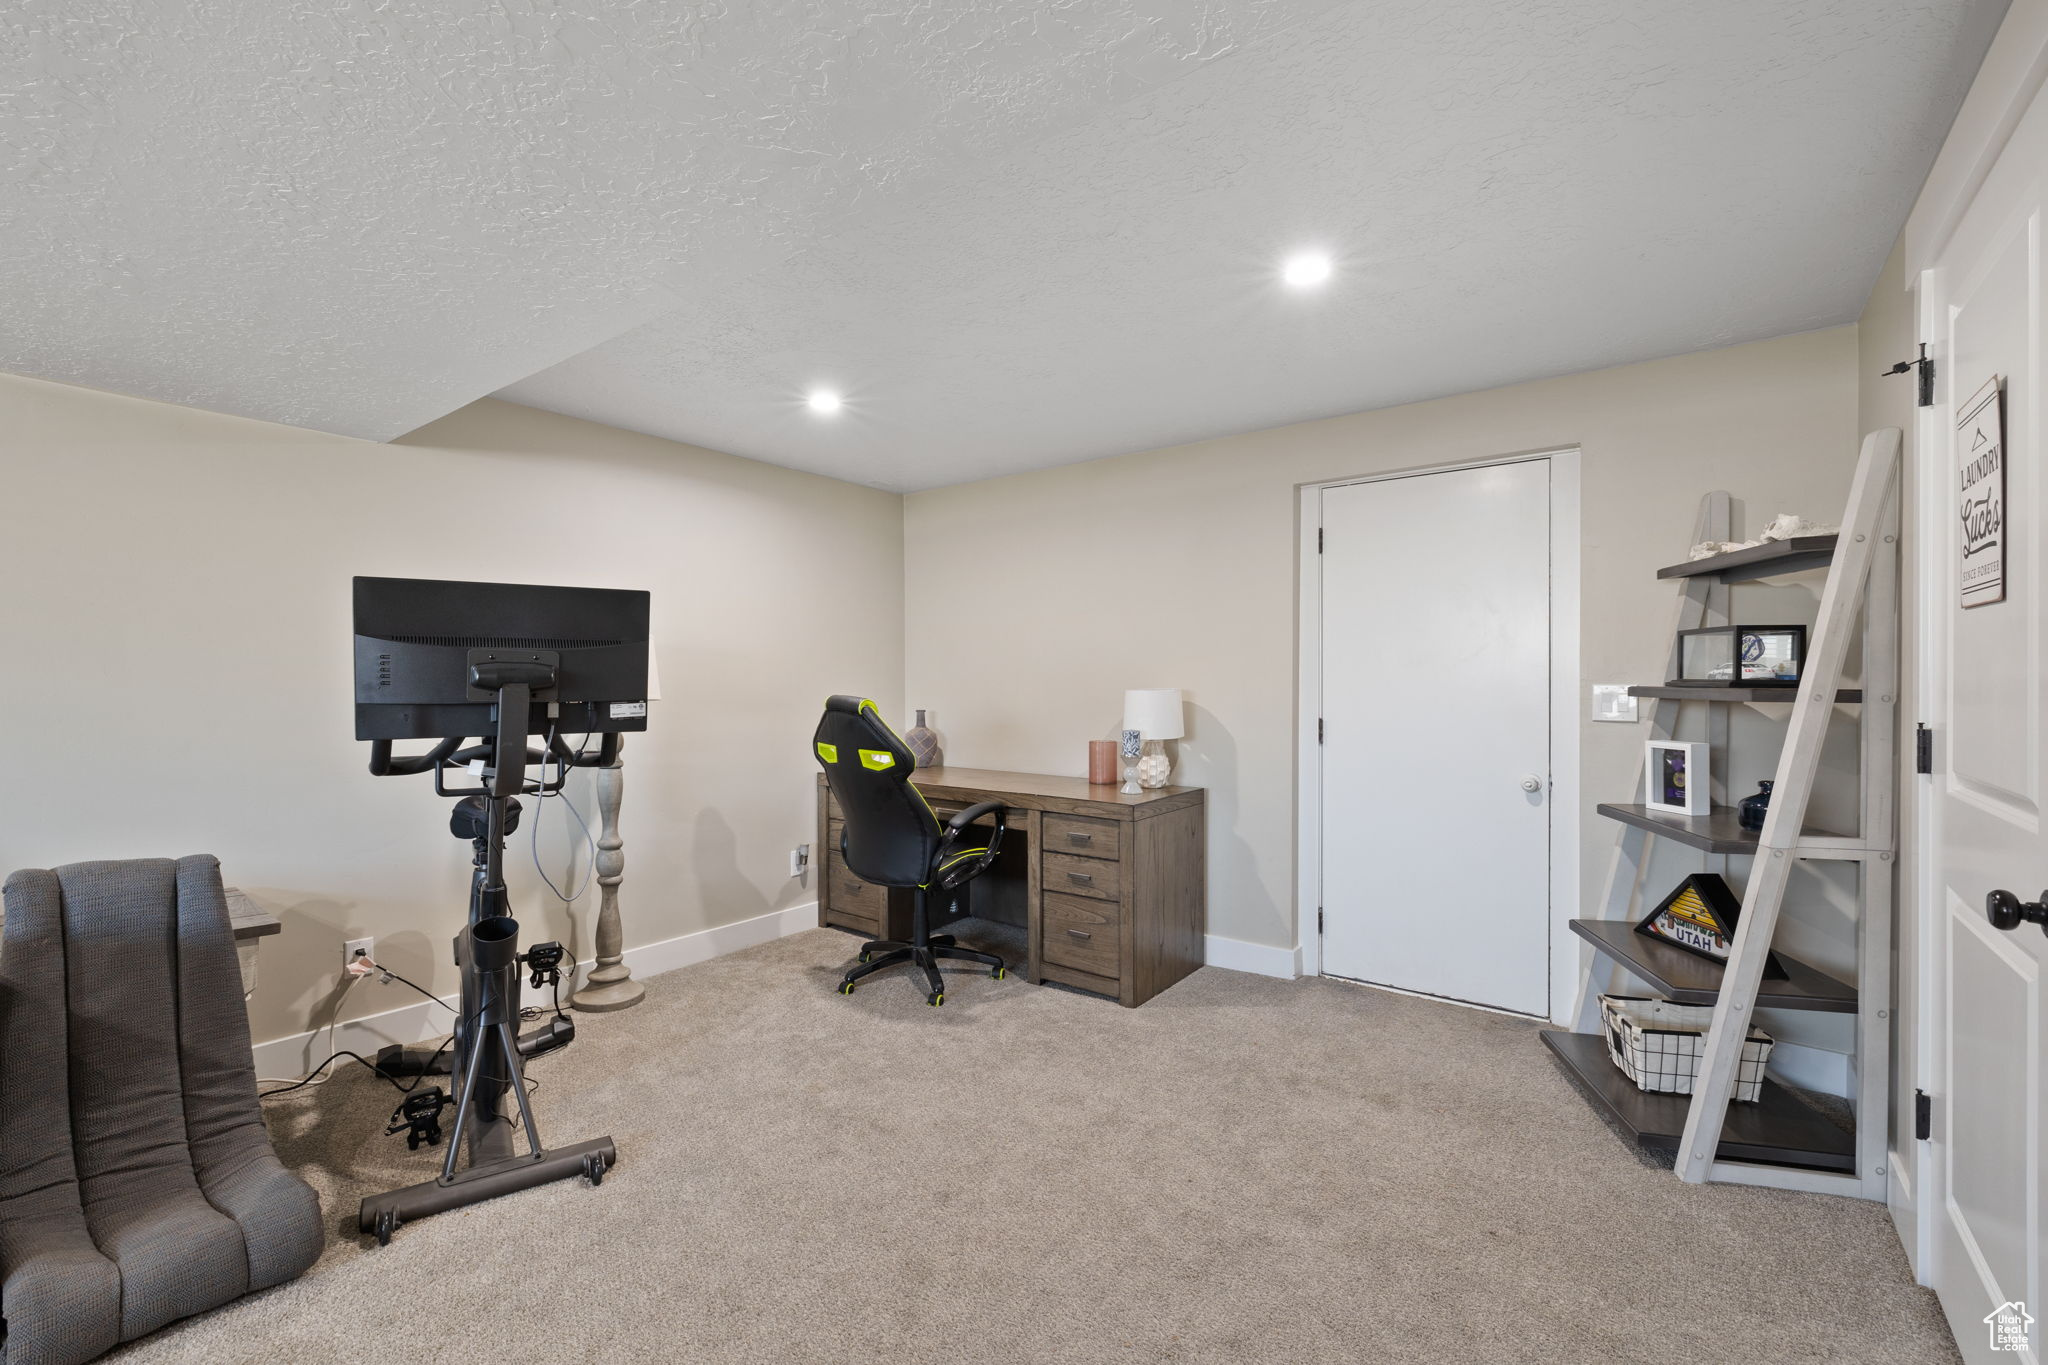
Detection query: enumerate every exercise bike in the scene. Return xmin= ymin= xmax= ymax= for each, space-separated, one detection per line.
xmin=354 ymin=659 xmax=619 ymax=1246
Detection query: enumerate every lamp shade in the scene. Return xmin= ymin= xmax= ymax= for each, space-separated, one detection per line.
xmin=1122 ymin=688 xmax=1184 ymax=740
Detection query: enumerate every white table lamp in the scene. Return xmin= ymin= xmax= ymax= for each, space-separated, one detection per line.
xmin=1122 ymin=688 xmax=1185 ymax=789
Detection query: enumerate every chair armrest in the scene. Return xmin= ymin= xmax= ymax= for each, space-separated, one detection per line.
xmin=946 ymin=800 xmax=1006 ymax=831
xmin=932 ymin=802 xmax=1007 ymax=891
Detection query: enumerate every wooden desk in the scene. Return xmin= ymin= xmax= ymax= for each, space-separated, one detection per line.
xmin=816 ymin=767 xmax=1205 ymax=1007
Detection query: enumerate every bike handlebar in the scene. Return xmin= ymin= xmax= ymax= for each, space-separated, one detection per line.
xmin=368 ymin=731 xmax=621 ymax=778
xmin=368 ymin=736 xmax=462 ymax=777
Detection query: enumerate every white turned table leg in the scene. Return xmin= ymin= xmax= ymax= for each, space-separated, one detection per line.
xmin=572 ymin=739 xmax=645 ymax=1012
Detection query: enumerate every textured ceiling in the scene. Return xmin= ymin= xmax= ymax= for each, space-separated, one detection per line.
xmin=3 ymin=0 xmax=1340 ymax=439
xmin=3 ymin=3 xmax=2007 ymax=486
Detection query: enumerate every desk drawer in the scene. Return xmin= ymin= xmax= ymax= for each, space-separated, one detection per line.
xmin=1044 ymin=813 xmax=1118 ymax=861
xmin=826 ymin=848 xmax=886 ymax=922
xmin=823 ymin=904 xmax=880 ymax=936
xmin=1042 ymin=891 xmax=1120 ymax=977
xmin=1043 ymin=850 xmax=1122 ymax=902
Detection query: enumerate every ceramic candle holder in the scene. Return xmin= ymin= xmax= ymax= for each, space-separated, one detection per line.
xmin=1088 ymin=740 xmax=1118 ymax=785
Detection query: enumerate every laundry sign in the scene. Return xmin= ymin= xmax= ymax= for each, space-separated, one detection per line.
xmin=1958 ymin=375 xmax=2007 ymax=608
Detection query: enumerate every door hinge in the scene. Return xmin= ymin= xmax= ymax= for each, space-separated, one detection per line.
xmin=1317 ymin=527 xmax=1323 ymax=553
xmin=1915 ymin=723 xmax=1933 ymax=775
xmin=1915 ymin=1089 xmax=1932 ymax=1141
xmin=1317 ymin=717 xmax=1324 ymax=744
xmin=1882 ymin=343 xmax=1935 ymax=407
xmin=1317 ymin=907 xmax=1324 ymax=933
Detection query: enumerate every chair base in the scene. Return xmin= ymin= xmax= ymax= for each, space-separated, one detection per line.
xmin=838 ymin=935 xmax=1007 ymax=1006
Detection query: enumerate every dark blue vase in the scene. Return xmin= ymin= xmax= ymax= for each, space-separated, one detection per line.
xmin=1738 ymin=780 xmax=1773 ymax=831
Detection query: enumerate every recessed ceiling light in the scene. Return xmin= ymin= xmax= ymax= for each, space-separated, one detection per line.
xmin=806 ymin=389 xmax=843 ymax=415
xmin=1282 ymin=252 xmax=1332 ymax=288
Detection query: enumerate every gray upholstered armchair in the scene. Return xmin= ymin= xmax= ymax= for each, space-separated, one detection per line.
xmin=0 ymin=856 xmax=322 ymax=1365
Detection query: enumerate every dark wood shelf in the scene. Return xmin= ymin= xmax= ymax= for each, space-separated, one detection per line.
xmin=1570 ymin=919 xmax=1856 ymax=1012
xmin=1540 ymin=1031 xmax=1855 ymax=1172
xmin=1594 ymin=803 xmax=1852 ymax=854
xmin=1628 ymin=685 xmax=1862 ymax=704
xmin=1656 ymin=534 xmax=1837 ymax=582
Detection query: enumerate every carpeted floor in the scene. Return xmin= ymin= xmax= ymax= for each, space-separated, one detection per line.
xmin=110 ymin=925 xmax=1957 ymax=1365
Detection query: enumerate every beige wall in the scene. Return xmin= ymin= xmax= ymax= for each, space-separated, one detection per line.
xmin=904 ymin=327 xmax=1864 ymax=973
xmin=1 ymin=325 xmax=1876 ymax=1048
xmin=0 ymin=376 xmax=903 ymax=1048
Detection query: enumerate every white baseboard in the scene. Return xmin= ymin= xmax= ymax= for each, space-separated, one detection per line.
xmin=1767 ymin=1040 xmax=1851 ymax=1097
xmin=251 ymin=901 xmax=817 ymax=1081
xmin=1888 ymin=1148 xmax=1928 ymax=1285
xmin=611 ymin=900 xmax=819 ymax=981
xmin=1204 ymin=933 xmax=1300 ymax=979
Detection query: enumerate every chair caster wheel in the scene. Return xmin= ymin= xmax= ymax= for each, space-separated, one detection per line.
xmin=583 ymin=1152 xmax=607 ymax=1187
xmin=373 ymin=1208 xmax=398 ymax=1247
xmin=991 ymin=966 xmax=1008 ymax=980
xmin=927 ymin=991 xmax=945 ymax=1007
xmin=858 ymin=950 xmax=873 ymax=963
xmin=838 ymin=980 xmax=856 ymax=995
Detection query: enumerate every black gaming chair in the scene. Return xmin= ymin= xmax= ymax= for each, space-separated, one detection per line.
xmin=812 ymin=696 xmax=1008 ymax=1005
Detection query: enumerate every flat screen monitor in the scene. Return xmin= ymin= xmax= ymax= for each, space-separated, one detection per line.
xmin=353 ymin=576 xmax=650 ymax=741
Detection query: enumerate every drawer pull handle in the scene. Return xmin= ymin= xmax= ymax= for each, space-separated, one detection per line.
xmin=1067 ymin=929 xmax=1092 ymax=940
xmin=1067 ymin=832 xmax=1093 ymax=845
xmin=1067 ymin=872 xmax=1094 ymax=884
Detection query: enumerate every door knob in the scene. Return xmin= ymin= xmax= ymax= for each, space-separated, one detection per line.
xmin=1520 ymin=775 xmax=1543 ymax=793
xmin=1985 ymin=889 xmax=2048 ymax=937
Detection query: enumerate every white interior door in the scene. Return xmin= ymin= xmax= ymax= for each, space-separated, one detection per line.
xmin=1922 ymin=72 xmax=2048 ymax=1364
xmin=1320 ymin=460 xmax=1551 ymax=1016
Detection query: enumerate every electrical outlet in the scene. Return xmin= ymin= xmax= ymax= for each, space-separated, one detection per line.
xmin=790 ymin=844 xmax=810 ymax=878
xmin=343 ymin=937 xmax=375 ymax=971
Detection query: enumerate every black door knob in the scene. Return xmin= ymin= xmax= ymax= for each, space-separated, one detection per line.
xmin=1985 ymin=889 xmax=2048 ymax=936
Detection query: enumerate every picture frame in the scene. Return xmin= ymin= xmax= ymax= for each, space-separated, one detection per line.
xmin=1634 ymin=873 xmax=1788 ymax=977
xmin=1670 ymin=625 xmax=1805 ymax=687
xmin=1644 ymin=740 xmax=1709 ymax=816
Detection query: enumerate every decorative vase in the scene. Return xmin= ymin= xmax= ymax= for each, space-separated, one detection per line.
xmin=904 ymin=709 xmax=942 ymax=769
xmin=1088 ymin=740 xmax=1118 ymax=786
xmin=1738 ymin=779 xmax=1773 ymax=832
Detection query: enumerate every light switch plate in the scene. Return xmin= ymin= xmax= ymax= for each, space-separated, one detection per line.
xmin=1590 ymin=684 xmax=1639 ymax=723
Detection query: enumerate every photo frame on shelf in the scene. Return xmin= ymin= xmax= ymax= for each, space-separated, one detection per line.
xmin=1670 ymin=624 xmax=1806 ymax=687
xmin=1644 ymin=740 xmax=1709 ymax=815
xmin=1634 ymin=873 xmax=1787 ymax=977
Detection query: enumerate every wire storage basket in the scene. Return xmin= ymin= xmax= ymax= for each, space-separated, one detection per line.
xmin=1600 ymin=994 xmax=1772 ymax=1102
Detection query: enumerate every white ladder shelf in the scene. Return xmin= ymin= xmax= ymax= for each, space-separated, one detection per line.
xmin=1545 ymin=427 xmax=1901 ymax=1200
